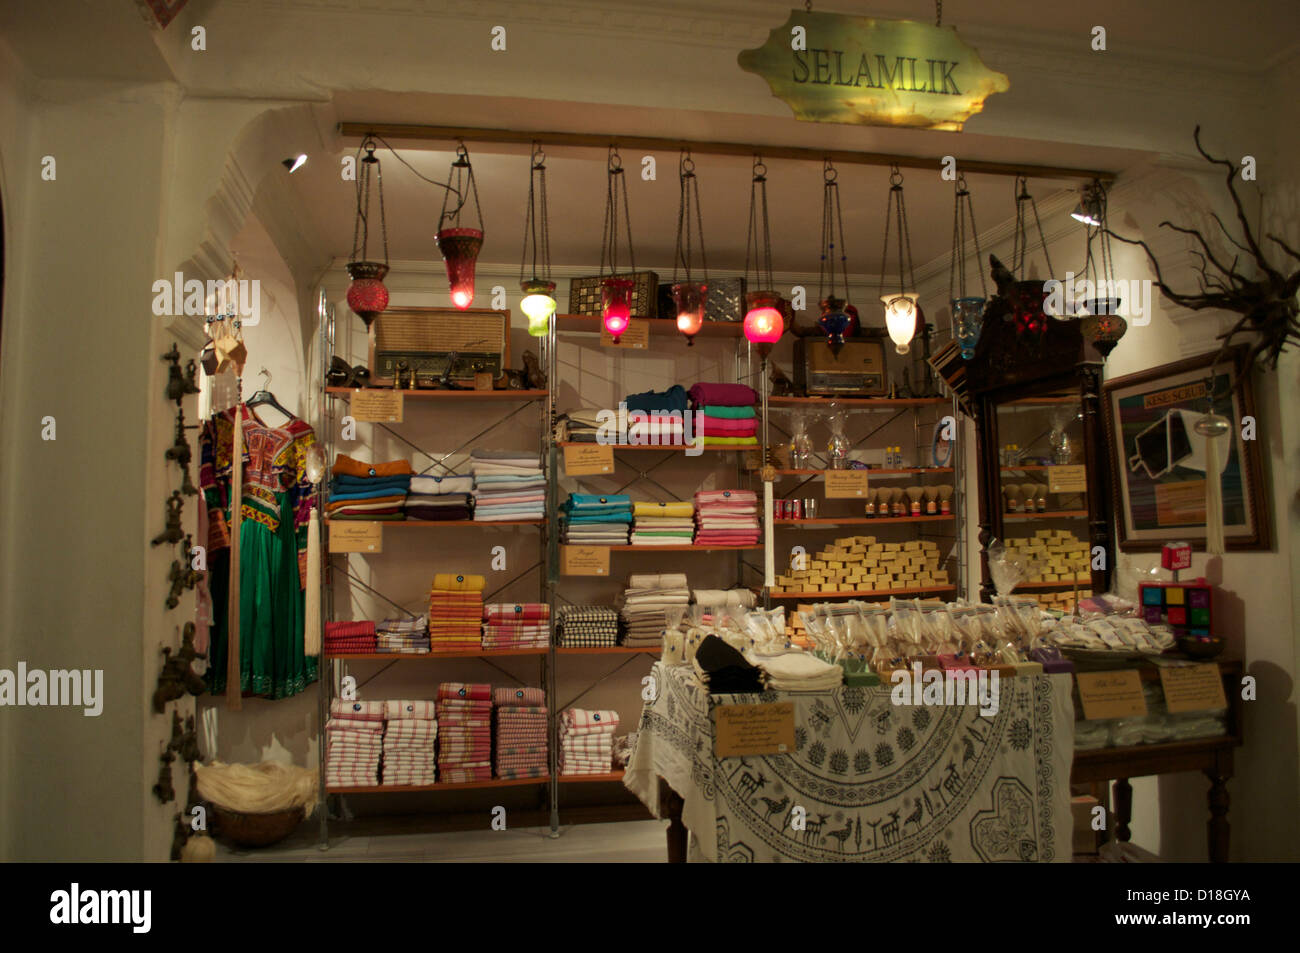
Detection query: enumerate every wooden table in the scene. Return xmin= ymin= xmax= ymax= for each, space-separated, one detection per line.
xmin=1070 ymin=659 xmax=1242 ymax=863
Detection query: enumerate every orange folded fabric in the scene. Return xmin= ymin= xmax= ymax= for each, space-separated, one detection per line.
xmin=332 ymin=454 xmax=415 ymax=478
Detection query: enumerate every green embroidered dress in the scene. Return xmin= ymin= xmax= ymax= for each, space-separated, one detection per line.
xmin=200 ymin=405 xmax=318 ymax=700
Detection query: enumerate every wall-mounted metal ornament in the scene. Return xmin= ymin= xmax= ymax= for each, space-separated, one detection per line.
xmin=522 ymin=350 xmax=547 ymax=390
xmin=180 ymin=714 xmax=201 ymax=763
xmin=151 ymin=490 xmax=185 ymax=547
xmin=166 ymin=410 xmax=198 ymax=496
xmin=152 ymin=623 xmax=207 ymax=713
xmin=170 ymin=811 xmax=189 ymax=861
xmin=153 ymin=745 xmax=176 ymax=803
xmin=163 ymin=343 xmax=201 ymax=403
xmin=738 ymin=10 xmax=1009 ymax=131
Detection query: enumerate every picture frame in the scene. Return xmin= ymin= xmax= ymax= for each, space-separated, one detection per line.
xmin=1102 ymin=347 xmax=1270 ymax=551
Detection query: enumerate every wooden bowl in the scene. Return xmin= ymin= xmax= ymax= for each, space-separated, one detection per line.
xmin=211 ymin=805 xmax=305 ymax=848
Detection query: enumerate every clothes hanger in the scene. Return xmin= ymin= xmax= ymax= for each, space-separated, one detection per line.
xmin=245 ymin=367 xmax=295 ymax=420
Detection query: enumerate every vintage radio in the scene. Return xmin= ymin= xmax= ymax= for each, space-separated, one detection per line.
xmin=793 ymin=335 xmax=888 ymax=396
xmin=368 ymin=307 xmax=509 ymax=386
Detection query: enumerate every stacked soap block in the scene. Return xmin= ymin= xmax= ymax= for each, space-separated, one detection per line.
xmin=1002 ymin=528 xmax=1092 ymax=611
xmin=769 ymin=536 xmax=947 ymax=595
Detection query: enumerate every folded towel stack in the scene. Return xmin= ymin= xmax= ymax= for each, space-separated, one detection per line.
xmin=376 ymin=616 xmax=430 ymax=654
xmin=325 ymin=698 xmax=384 ymax=788
xmin=630 ymin=500 xmax=695 ymax=545
xmin=687 ymin=383 xmax=759 ymax=447
xmin=405 ymin=473 xmax=474 ymax=521
xmin=756 ymin=652 xmax=844 ymax=692
xmin=327 ymin=456 xmax=415 ymax=520
xmin=556 ymin=408 xmax=604 ymax=444
xmin=471 ymin=449 xmax=545 ymax=522
xmin=620 ymin=572 xmax=690 ymax=647
xmin=692 ymin=589 xmax=758 ymax=610
xmin=323 ymin=620 xmax=376 ymax=656
xmin=560 ymin=493 xmax=632 ymax=545
xmin=436 ymin=682 xmax=493 ymax=783
xmin=381 ymin=699 xmax=437 ymax=786
xmin=493 ymin=687 xmax=548 ymax=779
xmin=428 ymin=573 xmax=485 ymax=653
xmin=556 ymin=605 xmax=621 ymax=647
xmin=624 ymin=384 xmax=689 ymax=416
xmin=482 ymin=602 xmax=550 ymax=651
xmin=559 ymin=708 xmax=619 ymax=775
xmin=694 ymin=489 xmax=760 ymax=546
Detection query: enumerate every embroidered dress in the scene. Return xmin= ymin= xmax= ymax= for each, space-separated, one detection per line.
xmin=200 ymin=404 xmax=319 ymax=700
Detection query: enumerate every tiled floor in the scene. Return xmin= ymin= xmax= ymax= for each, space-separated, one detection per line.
xmin=217 ymin=818 xmax=669 ymax=863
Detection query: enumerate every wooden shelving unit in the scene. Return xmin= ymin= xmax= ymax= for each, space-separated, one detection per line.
xmin=768 ymin=584 xmax=956 ymax=600
xmin=775 ymin=515 xmax=953 ymax=527
xmin=770 ymin=467 xmax=953 ymax=476
xmin=769 ymin=396 xmax=950 ymax=408
xmin=1003 ymin=509 xmax=1089 ymax=520
xmin=555 ymin=646 xmax=660 ymax=655
xmin=325 ymin=648 xmax=550 ymax=661
xmin=556 ymin=771 xmax=626 ymax=784
xmin=328 ymin=776 xmax=549 ymax=794
xmin=326 ymin=386 xmax=547 ymax=401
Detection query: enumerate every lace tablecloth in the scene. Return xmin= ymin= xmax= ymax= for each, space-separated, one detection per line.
xmin=624 ymin=662 xmax=1074 ymax=862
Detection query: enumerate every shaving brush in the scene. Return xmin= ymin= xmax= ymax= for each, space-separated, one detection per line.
xmin=1020 ymin=484 xmax=1038 ymax=515
xmin=922 ymin=485 xmax=937 ymax=515
xmin=905 ymin=485 xmax=924 ymax=517
xmin=1003 ymin=484 xmax=1021 ymax=513
xmin=1034 ymin=483 xmax=1049 ymax=512
xmin=937 ymin=484 xmax=953 ymax=516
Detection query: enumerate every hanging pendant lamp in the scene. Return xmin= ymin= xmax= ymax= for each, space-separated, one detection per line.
xmin=743 ymin=155 xmax=785 ymax=359
xmin=948 ymin=174 xmax=989 ymax=360
xmin=817 ymin=160 xmax=854 ymax=355
xmin=1007 ymin=175 xmax=1054 ymax=339
xmin=670 ymin=150 xmax=709 ymax=345
xmin=1074 ymin=179 xmax=1129 ymax=358
xmin=519 ymin=143 xmax=556 ymax=337
xmin=346 ymin=137 xmax=390 ymax=328
xmin=436 ymin=143 xmax=484 ymax=310
xmin=599 ymin=146 xmax=638 ymax=341
xmin=877 ymin=165 xmax=921 ymax=355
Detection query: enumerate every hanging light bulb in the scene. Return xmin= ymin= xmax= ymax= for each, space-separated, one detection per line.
xmin=437 ymin=143 xmax=486 ymax=311
xmin=602 ymin=276 xmax=634 ymax=339
xmin=672 ymin=281 xmax=707 ymax=344
xmin=521 ymin=278 xmax=557 ymax=337
xmin=882 ymin=292 xmax=919 ymax=354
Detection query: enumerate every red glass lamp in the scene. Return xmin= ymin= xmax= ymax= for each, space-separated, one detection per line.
xmin=436 ymin=227 xmax=483 ymax=310
xmin=744 ymin=290 xmax=785 ymax=358
xmin=346 ymin=261 xmax=390 ymax=329
xmin=602 ymin=277 xmax=634 ymax=340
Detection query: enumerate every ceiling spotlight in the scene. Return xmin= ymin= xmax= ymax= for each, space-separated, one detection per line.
xmin=1070 ymin=182 xmax=1103 ymax=226
xmin=282 ymin=154 xmax=307 ymax=173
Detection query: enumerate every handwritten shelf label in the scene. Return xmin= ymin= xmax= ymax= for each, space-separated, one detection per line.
xmin=350 ymin=390 xmax=404 ymax=423
xmin=564 ymin=443 xmax=615 ymax=476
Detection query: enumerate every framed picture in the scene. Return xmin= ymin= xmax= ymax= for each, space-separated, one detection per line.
xmin=1102 ymin=347 xmax=1270 ymax=551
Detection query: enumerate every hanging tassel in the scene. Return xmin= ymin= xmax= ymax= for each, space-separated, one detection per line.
xmin=304 ymin=507 xmax=321 ymax=657
xmin=226 ymin=401 xmax=243 ymax=711
xmin=763 ymin=479 xmax=775 ymax=588
xmin=1204 ymin=432 xmax=1225 ymax=555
